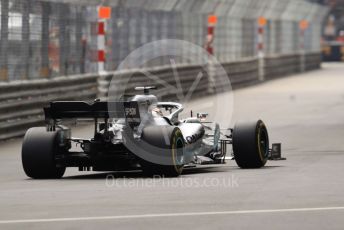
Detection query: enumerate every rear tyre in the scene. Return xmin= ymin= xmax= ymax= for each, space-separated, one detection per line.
xmin=22 ymin=127 xmax=66 ymax=179
xmin=232 ymin=120 xmax=269 ymax=169
xmin=139 ymin=126 xmax=185 ymax=177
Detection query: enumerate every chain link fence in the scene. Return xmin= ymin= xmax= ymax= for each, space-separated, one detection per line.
xmin=0 ymin=0 xmax=328 ymax=81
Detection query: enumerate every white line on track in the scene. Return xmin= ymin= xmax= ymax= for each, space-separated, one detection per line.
xmin=1 ymin=207 xmax=344 ymax=224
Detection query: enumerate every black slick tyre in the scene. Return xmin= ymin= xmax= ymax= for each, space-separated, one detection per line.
xmin=22 ymin=127 xmax=66 ymax=179
xmin=139 ymin=126 xmax=185 ymax=177
xmin=232 ymin=120 xmax=269 ymax=169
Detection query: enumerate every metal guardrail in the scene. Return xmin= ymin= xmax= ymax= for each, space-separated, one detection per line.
xmin=98 ymin=54 xmax=320 ymax=100
xmin=264 ymin=53 xmax=322 ymax=80
xmin=0 ymin=75 xmax=98 ymax=140
xmin=0 ymin=53 xmax=321 ymax=141
xmin=305 ymin=53 xmax=322 ymax=71
xmin=98 ymin=58 xmax=260 ymax=100
xmin=222 ymin=58 xmax=259 ymax=88
xmin=98 ymin=65 xmax=211 ymax=101
xmin=264 ymin=54 xmax=301 ymax=79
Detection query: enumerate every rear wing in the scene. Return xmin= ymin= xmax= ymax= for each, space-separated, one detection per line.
xmin=44 ymin=101 xmax=141 ymax=126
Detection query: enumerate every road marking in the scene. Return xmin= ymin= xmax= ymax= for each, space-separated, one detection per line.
xmin=1 ymin=207 xmax=344 ymax=224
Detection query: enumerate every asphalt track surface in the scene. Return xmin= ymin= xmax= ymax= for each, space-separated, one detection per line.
xmin=1 ymin=63 xmax=344 ymax=229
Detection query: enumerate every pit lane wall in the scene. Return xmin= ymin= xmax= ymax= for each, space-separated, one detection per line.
xmin=0 ymin=53 xmax=321 ymax=140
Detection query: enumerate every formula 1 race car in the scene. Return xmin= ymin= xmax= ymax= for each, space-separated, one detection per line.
xmin=22 ymin=86 xmax=285 ymax=179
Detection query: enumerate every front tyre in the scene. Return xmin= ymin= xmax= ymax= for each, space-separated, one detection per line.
xmin=22 ymin=127 xmax=66 ymax=179
xmin=232 ymin=120 xmax=269 ymax=169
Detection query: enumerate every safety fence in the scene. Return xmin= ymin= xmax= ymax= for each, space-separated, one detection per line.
xmin=0 ymin=0 xmax=328 ymax=81
xmin=0 ymin=53 xmax=321 ymax=140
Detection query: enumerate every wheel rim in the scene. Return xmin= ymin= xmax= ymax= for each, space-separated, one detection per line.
xmin=175 ymin=137 xmax=185 ymax=166
xmin=258 ymin=128 xmax=269 ymax=159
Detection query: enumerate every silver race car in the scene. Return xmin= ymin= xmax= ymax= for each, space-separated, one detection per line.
xmin=22 ymin=86 xmax=285 ymax=179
